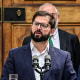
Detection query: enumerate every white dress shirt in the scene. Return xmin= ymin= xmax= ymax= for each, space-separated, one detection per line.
xmin=51 ymin=28 xmax=60 ymax=49
xmin=30 ymin=41 xmax=49 ymax=80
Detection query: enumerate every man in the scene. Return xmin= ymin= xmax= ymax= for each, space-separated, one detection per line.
xmin=22 ymin=3 xmax=80 ymax=73
xmin=1 ymin=11 xmax=77 ymax=80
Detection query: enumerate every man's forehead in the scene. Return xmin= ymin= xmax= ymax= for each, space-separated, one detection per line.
xmin=34 ymin=16 xmax=50 ymax=22
xmin=35 ymin=16 xmax=50 ymax=19
xmin=40 ymin=5 xmax=56 ymax=13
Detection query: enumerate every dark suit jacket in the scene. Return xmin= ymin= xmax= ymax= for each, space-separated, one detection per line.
xmin=1 ymin=44 xmax=77 ymax=80
xmin=78 ymin=65 xmax=80 ymax=80
xmin=22 ymin=29 xmax=80 ymax=73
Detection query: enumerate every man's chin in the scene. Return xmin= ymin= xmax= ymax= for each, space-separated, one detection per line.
xmin=33 ymin=38 xmax=48 ymax=42
xmin=35 ymin=35 xmax=41 ymax=38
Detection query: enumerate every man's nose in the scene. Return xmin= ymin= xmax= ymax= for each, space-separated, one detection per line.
xmin=37 ymin=24 xmax=41 ymax=29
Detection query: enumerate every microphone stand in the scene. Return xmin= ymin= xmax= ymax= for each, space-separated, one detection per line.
xmin=34 ymin=66 xmax=49 ymax=80
xmin=32 ymin=55 xmax=51 ymax=80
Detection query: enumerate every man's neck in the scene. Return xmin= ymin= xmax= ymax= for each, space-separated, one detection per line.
xmin=32 ymin=40 xmax=48 ymax=53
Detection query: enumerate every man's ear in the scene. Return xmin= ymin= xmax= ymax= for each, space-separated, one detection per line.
xmin=50 ymin=29 xmax=55 ymax=36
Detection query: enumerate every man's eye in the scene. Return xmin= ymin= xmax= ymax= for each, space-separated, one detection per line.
xmin=41 ymin=23 xmax=46 ymax=27
xmin=35 ymin=23 xmax=39 ymax=25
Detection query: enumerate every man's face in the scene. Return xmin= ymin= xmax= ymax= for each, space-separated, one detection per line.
xmin=40 ymin=5 xmax=59 ymax=28
xmin=31 ymin=16 xmax=51 ymax=42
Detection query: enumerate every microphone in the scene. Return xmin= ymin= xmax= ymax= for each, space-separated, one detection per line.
xmin=32 ymin=55 xmax=39 ymax=69
xmin=45 ymin=55 xmax=51 ymax=71
xmin=32 ymin=55 xmax=51 ymax=80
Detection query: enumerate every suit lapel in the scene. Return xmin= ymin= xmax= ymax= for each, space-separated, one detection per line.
xmin=23 ymin=44 xmax=57 ymax=80
xmin=58 ymin=29 xmax=67 ymax=50
xmin=43 ymin=45 xmax=56 ymax=80
xmin=23 ymin=44 xmax=35 ymax=80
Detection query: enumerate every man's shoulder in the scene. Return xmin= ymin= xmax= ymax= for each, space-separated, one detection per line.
xmin=24 ymin=36 xmax=31 ymax=40
xmin=10 ymin=44 xmax=30 ymax=54
xmin=22 ymin=36 xmax=31 ymax=46
xmin=58 ymin=28 xmax=78 ymax=38
xmin=50 ymin=46 xmax=71 ymax=62
xmin=51 ymin=45 xmax=70 ymax=56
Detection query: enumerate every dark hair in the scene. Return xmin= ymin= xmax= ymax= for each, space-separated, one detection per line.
xmin=32 ymin=11 xmax=55 ymax=29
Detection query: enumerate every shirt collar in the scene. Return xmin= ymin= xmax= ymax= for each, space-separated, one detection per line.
xmin=52 ymin=28 xmax=59 ymax=39
xmin=30 ymin=40 xmax=34 ymax=51
xmin=30 ymin=40 xmax=49 ymax=54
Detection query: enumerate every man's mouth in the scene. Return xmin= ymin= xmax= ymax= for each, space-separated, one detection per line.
xmin=35 ymin=32 xmax=41 ymax=36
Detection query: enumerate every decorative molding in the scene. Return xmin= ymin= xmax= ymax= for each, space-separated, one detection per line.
xmin=24 ymin=0 xmax=76 ymax=1
xmin=12 ymin=3 xmax=80 ymax=7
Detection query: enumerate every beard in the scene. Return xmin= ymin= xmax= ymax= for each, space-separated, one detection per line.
xmin=31 ymin=30 xmax=50 ymax=42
